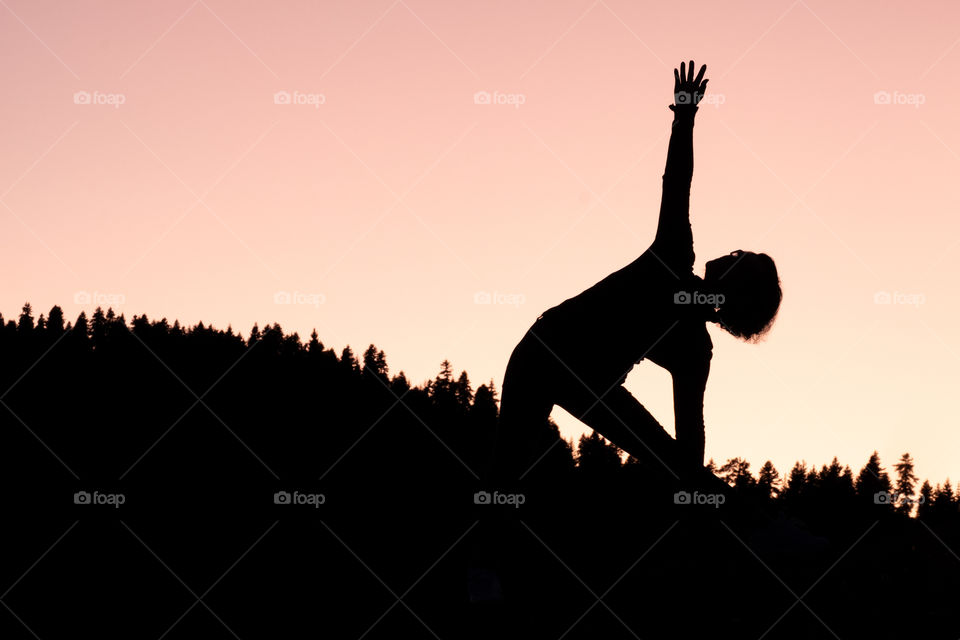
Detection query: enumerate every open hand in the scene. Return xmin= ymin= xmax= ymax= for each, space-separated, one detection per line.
xmin=670 ymin=60 xmax=708 ymax=112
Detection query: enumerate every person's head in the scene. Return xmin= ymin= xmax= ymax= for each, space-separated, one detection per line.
xmin=704 ymin=249 xmax=781 ymax=342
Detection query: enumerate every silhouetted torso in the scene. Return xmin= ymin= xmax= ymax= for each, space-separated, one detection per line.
xmin=531 ymin=250 xmax=711 ymax=393
xmin=527 ymin=106 xmax=712 ymax=395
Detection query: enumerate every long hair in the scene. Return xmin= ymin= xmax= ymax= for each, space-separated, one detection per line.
xmin=715 ymin=251 xmax=782 ymax=342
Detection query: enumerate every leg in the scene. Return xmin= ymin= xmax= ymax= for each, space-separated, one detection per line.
xmin=488 ymin=333 xmax=564 ymax=487
xmin=469 ymin=336 xmax=557 ymax=606
xmin=557 ymin=382 xmax=685 ymax=479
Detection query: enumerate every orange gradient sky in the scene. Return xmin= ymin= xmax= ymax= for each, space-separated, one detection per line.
xmin=2 ymin=0 xmax=959 ymax=485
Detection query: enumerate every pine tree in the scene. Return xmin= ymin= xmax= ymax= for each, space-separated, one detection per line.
xmin=429 ymin=360 xmax=457 ymax=410
xmin=757 ymin=460 xmax=780 ymax=499
xmin=70 ymin=311 xmax=90 ymax=348
xmin=917 ymin=480 xmax=934 ymax=520
xmin=455 ymin=371 xmax=473 ymax=409
xmin=840 ymin=465 xmax=855 ymax=495
xmin=932 ymin=479 xmax=955 ymax=519
xmin=340 ymin=346 xmax=360 ymax=375
xmin=485 ymin=379 xmax=499 ymax=406
xmin=90 ymin=307 xmax=107 ymax=349
xmin=893 ymin=453 xmax=918 ymax=516
xmin=718 ymin=457 xmax=755 ymax=489
xmin=361 ymin=344 xmax=389 ymax=382
xmin=363 ymin=344 xmax=382 ymax=377
xmin=432 ymin=360 xmax=454 ymax=394
xmin=131 ymin=314 xmax=150 ymax=337
xmin=472 ymin=383 xmax=498 ymax=421
xmin=818 ymin=457 xmax=845 ymax=493
xmin=781 ymin=461 xmax=808 ymax=504
xmin=307 ymin=329 xmax=323 ymax=354
xmin=18 ymin=302 xmax=34 ymax=333
xmin=855 ymin=451 xmax=892 ymax=509
xmin=47 ymin=305 xmax=65 ymax=336
xmin=576 ymin=432 xmax=621 ymax=472
xmin=387 ymin=371 xmax=408 ymax=395
xmin=376 ymin=350 xmax=388 ymax=378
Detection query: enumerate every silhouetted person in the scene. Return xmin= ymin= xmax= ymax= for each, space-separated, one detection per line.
xmin=495 ymin=61 xmax=782 ymax=485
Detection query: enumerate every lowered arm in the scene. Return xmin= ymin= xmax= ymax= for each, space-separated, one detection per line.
xmin=672 ymin=357 xmax=710 ymax=473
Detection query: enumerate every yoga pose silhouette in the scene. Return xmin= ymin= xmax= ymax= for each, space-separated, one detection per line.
xmin=495 ymin=61 xmax=782 ymax=484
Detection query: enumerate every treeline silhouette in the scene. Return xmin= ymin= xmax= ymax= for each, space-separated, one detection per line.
xmin=2 ymin=302 xmax=959 ymax=639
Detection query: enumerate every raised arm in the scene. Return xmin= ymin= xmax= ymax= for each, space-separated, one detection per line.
xmin=651 ymin=61 xmax=708 ymax=273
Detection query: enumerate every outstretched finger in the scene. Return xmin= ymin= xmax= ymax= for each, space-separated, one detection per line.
xmin=694 ymin=64 xmax=707 ymax=85
xmin=680 ymin=61 xmax=686 ymax=83
xmin=674 ymin=67 xmax=680 ymax=90
xmin=688 ymin=60 xmax=694 ymax=82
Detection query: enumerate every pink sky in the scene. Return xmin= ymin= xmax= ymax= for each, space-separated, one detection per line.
xmin=2 ymin=0 xmax=959 ymax=485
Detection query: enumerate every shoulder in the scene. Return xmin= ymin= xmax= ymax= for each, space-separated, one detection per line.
xmin=646 ymin=240 xmax=695 ymax=278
